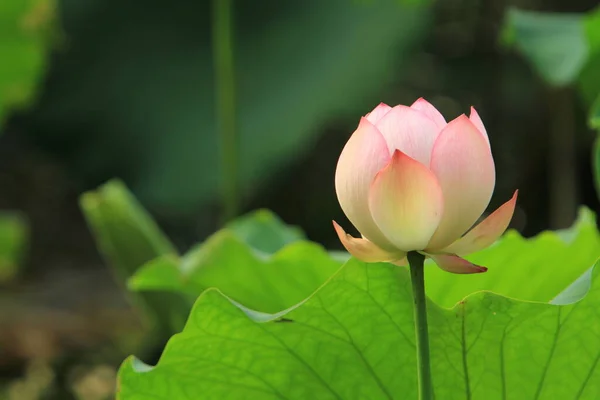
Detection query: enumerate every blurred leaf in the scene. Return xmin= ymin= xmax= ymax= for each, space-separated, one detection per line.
xmin=0 ymin=212 xmax=28 ymax=282
xmin=80 ymin=180 xmax=187 ymax=336
xmin=0 ymin=0 xmax=55 ymax=124
xmin=501 ymin=8 xmax=589 ymax=86
xmin=80 ymin=179 xmax=178 ymax=277
xmin=591 ymin=93 xmax=600 ymax=129
xmin=225 ymin=209 xmax=304 ymax=254
xmin=32 ymin=0 xmax=430 ymax=212
xmin=118 ymin=258 xmax=600 ymax=399
xmin=578 ymin=8 xmax=600 ymax=106
xmin=595 ymin=141 xmax=600 ymax=204
xmin=130 ymin=212 xmax=343 ymax=314
xmin=578 ymin=59 xmax=600 ymax=106
xmin=593 ymin=104 xmax=600 ymax=199
xmin=585 ymin=6 xmax=600 ymax=47
xmin=426 ymin=207 xmax=600 ymax=308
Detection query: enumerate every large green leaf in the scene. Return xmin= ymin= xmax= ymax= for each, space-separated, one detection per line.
xmin=31 ymin=0 xmax=429 ymax=212
xmin=0 ymin=0 xmax=54 ymax=124
xmin=426 ymin=207 xmax=600 ymax=308
xmin=501 ymin=7 xmax=600 ymax=91
xmin=118 ymin=257 xmax=600 ymax=399
xmin=129 ymin=227 xmax=343 ymax=314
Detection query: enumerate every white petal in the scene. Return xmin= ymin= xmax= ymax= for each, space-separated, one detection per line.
xmin=427 ymin=115 xmax=496 ymax=250
xmin=411 ymin=98 xmax=446 ymax=130
xmin=442 ymin=191 xmax=518 ymax=255
xmin=374 ymin=105 xmax=441 ymax=165
xmin=366 ymin=103 xmax=392 ymax=124
xmin=469 ymin=106 xmax=490 ymax=148
xmin=335 ymin=118 xmax=396 ymax=250
xmin=368 ymin=150 xmax=444 ymax=251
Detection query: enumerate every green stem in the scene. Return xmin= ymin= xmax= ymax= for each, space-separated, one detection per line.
xmin=407 ymin=251 xmax=433 ymax=400
xmin=212 ymin=0 xmax=238 ymax=224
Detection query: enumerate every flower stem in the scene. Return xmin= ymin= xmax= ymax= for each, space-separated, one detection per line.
xmin=407 ymin=251 xmax=433 ymax=400
xmin=212 ymin=0 xmax=238 ymax=224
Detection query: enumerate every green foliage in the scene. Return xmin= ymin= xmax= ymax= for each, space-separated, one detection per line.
xmin=120 ymin=205 xmax=600 ymax=398
xmin=80 ymin=180 xmax=186 ymax=337
xmin=551 ymin=265 xmax=593 ymax=305
xmin=0 ymin=212 xmax=28 ymax=282
xmin=129 ymin=231 xmax=343 ymax=314
xmin=80 ymin=180 xmax=178 ymax=278
xmin=591 ymin=95 xmax=600 ymax=200
xmin=426 ymin=207 xmax=600 ymax=308
xmin=501 ymin=8 xmax=588 ymax=86
xmin=118 ymin=258 xmax=600 ymax=399
xmin=594 ymin=135 xmax=600 ymax=201
xmin=591 ymin=94 xmax=600 ymax=129
xmin=33 ymin=0 xmax=430 ymax=211
xmin=226 ymin=209 xmax=305 ymax=254
xmin=579 ymin=9 xmax=600 ymax=106
xmin=79 ymin=183 xmax=600 ymax=397
xmin=129 ymin=209 xmax=343 ymax=314
xmin=501 ymin=7 xmax=600 ymax=93
xmin=0 ymin=0 xmax=52 ymax=284
xmin=0 ymin=0 xmax=54 ymax=124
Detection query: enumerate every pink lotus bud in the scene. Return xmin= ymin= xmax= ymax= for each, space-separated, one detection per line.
xmin=334 ymin=99 xmax=517 ymax=274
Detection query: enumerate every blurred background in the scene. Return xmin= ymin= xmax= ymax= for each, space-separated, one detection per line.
xmin=1 ymin=0 xmax=600 ymax=398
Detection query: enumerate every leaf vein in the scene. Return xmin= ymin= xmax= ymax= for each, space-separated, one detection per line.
xmin=317 ymin=296 xmax=394 ymax=400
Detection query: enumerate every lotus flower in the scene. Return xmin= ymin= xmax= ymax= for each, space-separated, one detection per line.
xmin=333 ymin=99 xmax=517 ymax=274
